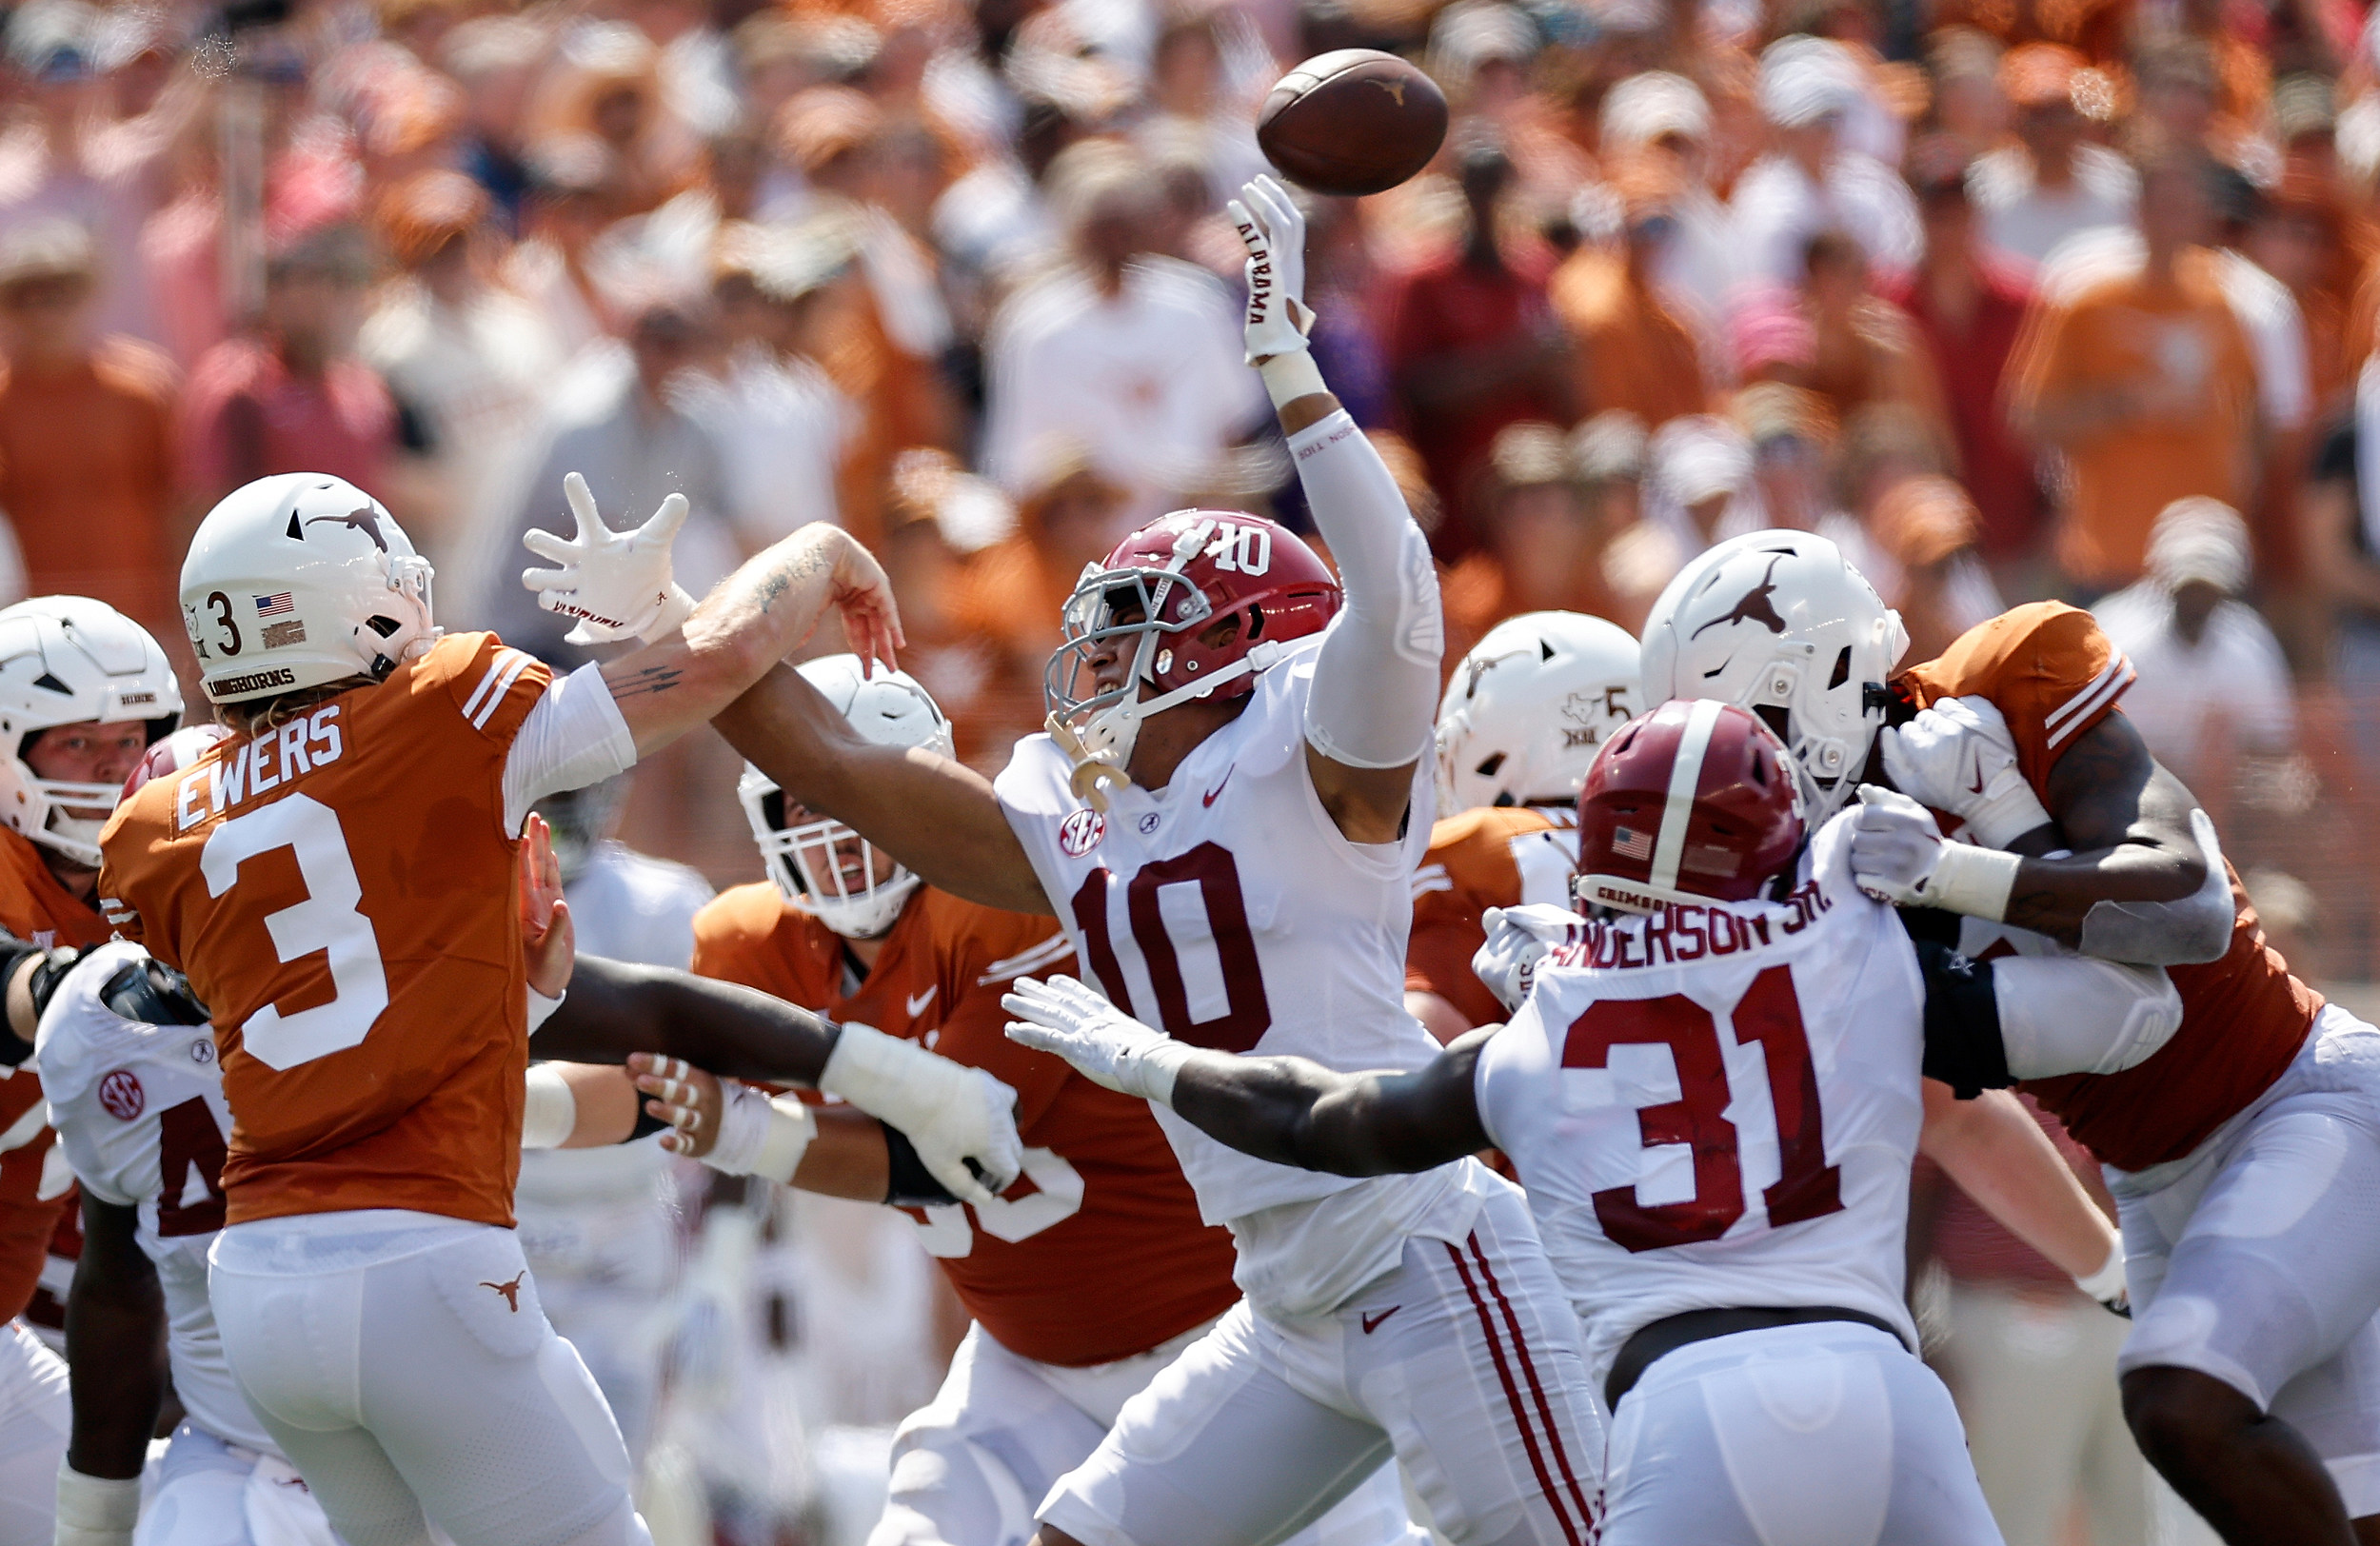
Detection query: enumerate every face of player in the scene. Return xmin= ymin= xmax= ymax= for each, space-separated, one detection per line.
xmin=1083 ymin=593 xmax=1241 ymax=704
xmin=783 ymin=798 xmax=899 ymax=892
xmin=26 ymin=720 xmax=149 ymax=816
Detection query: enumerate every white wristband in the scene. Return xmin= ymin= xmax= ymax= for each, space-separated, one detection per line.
xmin=1963 ymin=772 xmax=2055 ymax=850
xmin=820 ymin=1021 xmax=957 ymax=1126
xmin=521 ymin=1063 xmax=578 ymax=1149
xmin=1258 ymin=349 xmax=1327 ymax=408
xmin=1124 ymin=1039 xmax=1199 ymax=1107
xmin=1918 ymin=842 xmax=2023 ymax=922
xmin=526 ymin=984 xmax=565 ymax=1035
xmin=2074 ymin=1240 xmax=2127 ymax=1302
xmin=55 ymin=1461 xmax=140 ymax=1546
xmin=705 ymin=1083 xmax=817 ymax=1181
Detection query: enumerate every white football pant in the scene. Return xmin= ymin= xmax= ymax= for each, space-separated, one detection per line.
xmin=871 ymin=1317 xmax=1424 ymax=1546
xmin=0 ymin=1320 xmax=64 ymax=1546
xmin=208 ymin=1212 xmax=650 ymax=1546
xmin=1040 ymin=1183 xmax=1603 ymax=1546
xmin=2114 ymin=1003 xmax=2380 ymax=1514
xmin=1599 ymin=1321 xmax=2001 ymax=1546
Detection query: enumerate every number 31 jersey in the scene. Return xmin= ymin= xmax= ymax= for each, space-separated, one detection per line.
xmin=1475 ymin=812 xmax=1926 ymax=1382
xmin=37 ymin=941 xmax=268 ymax=1455
xmin=97 ymin=632 xmax=553 ymax=1230
xmin=997 ymin=636 xmax=1480 ymax=1311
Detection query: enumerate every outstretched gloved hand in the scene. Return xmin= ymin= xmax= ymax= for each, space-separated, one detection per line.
xmin=1003 ymin=975 xmax=1197 ymax=1105
xmin=521 ymin=472 xmax=698 ymax=645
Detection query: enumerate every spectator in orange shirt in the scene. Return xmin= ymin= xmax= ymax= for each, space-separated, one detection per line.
xmin=2006 ymin=145 xmax=2261 ymax=591
xmin=0 ymin=219 xmax=175 ymax=638
xmin=1548 ymin=157 xmax=1709 ymax=431
xmin=180 ymin=225 xmax=396 ymax=510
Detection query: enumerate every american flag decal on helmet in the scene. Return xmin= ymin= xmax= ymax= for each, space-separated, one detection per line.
xmin=253 ymin=592 xmax=294 ymax=618
xmin=1611 ymin=826 xmax=1654 ymax=861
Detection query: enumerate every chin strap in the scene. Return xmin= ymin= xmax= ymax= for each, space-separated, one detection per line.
xmin=1047 ymin=717 xmax=1132 ymax=813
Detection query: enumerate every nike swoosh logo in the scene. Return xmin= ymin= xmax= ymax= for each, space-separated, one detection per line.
xmin=1968 ymin=767 xmax=1986 ymax=795
xmin=1202 ymin=770 xmax=1233 ymax=807
xmin=905 ymin=985 xmax=938 ymax=1018
xmin=1360 ymin=1306 xmax=1400 ymax=1334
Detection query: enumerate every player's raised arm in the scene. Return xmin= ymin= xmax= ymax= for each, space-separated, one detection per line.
xmin=712 ymin=663 xmax=1050 ymax=915
xmin=1002 ymin=975 xmax=1490 ymax=1175
xmin=518 ymin=473 xmax=904 ymax=758
xmin=1231 ymin=177 xmax=1440 ymax=842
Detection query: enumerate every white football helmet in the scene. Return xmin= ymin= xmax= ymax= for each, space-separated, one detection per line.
xmin=1640 ymin=531 xmax=1908 ymax=824
xmin=180 ymin=473 xmax=437 ymax=704
xmin=1435 ymin=610 xmax=1641 ymax=813
xmin=738 ymin=655 xmax=954 ymax=939
xmin=0 ymin=597 xmax=182 ymax=867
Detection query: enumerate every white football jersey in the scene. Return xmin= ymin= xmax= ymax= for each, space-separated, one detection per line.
xmin=1000 ymin=637 xmax=1484 ymax=1307
xmin=1474 ymin=812 xmax=1926 ymax=1382
xmin=37 ymin=940 xmax=274 ymax=1455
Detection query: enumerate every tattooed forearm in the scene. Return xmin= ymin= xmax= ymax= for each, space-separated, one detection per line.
xmin=751 ymin=545 xmax=827 ymax=615
xmin=605 ymin=664 xmax=684 ymax=700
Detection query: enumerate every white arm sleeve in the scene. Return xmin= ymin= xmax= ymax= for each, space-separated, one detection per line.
xmin=1292 ymin=410 xmax=1442 ymax=769
xmin=1993 ymin=956 xmax=2183 ymax=1079
xmin=501 ymin=664 xmax=639 ymax=837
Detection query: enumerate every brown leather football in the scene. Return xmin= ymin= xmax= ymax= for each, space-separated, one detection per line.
xmin=1256 ymin=50 xmax=1449 ymax=197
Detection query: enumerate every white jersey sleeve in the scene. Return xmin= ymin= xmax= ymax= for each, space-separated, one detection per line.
xmin=1473 ymin=813 xmax=1927 ymax=1383
xmin=37 ymin=941 xmax=274 ymax=1455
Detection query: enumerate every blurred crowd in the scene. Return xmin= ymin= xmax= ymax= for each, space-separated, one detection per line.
xmin=5 ymin=0 xmax=2380 ymax=1537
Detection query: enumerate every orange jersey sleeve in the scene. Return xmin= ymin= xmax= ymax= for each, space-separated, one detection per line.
xmin=1895 ymin=602 xmax=2135 ymax=804
xmin=97 ymin=633 xmax=553 ymax=1229
xmin=692 ymin=884 xmax=1239 ymax=1366
xmin=1407 ymin=807 xmax=1572 ymax=1034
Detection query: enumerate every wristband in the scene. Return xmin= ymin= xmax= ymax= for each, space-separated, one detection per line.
xmin=526 ymin=984 xmax=565 ymax=1035
xmin=1124 ymin=1038 xmax=1198 ymax=1107
xmin=1917 ymin=842 xmax=2023 ymax=922
xmin=55 ymin=1461 xmax=139 ymax=1546
xmin=521 ymin=1063 xmax=577 ymax=1149
xmin=819 ymin=1021 xmax=960 ymax=1129
xmin=1258 ymin=349 xmax=1327 ymax=409
xmin=705 ymin=1083 xmax=817 ymax=1181
xmin=1962 ymin=771 xmax=2055 ymax=850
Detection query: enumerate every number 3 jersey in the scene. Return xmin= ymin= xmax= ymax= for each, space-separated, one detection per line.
xmin=998 ymin=636 xmax=1494 ymax=1317
xmin=37 ymin=940 xmax=268 ymax=1455
xmin=97 ymin=632 xmax=556 ymax=1229
xmin=1475 ymin=813 xmax=1926 ymax=1382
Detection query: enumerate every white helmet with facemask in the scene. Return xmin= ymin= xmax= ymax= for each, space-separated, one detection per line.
xmin=1640 ymin=531 xmax=1908 ymax=824
xmin=0 ymin=597 xmax=181 ymax=868
xmin=1435 ymin=610 xmax=1640 ymax=813
xmin=738 ymin=655 xmax=953 ymax=939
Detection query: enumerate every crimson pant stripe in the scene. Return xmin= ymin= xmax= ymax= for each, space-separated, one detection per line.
xmin=1467 ymin=1231 xmax=1600 ymax=1536
xmin=1445 ymin=1240 xmax=1585 ymax=1546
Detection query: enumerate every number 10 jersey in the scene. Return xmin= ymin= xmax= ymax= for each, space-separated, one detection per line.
xmin=98 ymin=632 xmax=555 ymax=1230
xmin=1475 ymin=812 xmax=1927 ymax=1383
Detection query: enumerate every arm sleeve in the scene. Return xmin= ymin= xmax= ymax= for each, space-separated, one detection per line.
xmin=501 ymin=664 xmax=639 ymax=837
xmin=1291 ymin=410 xmax=1442 ymax=769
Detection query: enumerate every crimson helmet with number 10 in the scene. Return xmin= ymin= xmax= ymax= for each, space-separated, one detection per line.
xmin=1574 ymin=699 xmax=1805 ymax=916
xmin=1045 ymin=510 xmax=1339 ymax=776
xmin=181 ymin=473 xmax=438 ymax=704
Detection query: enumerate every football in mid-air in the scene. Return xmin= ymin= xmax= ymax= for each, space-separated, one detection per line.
xmin=1256 ymin=50 xmax=1449 ymax=197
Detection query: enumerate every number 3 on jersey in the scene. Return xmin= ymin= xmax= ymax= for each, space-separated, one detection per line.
xmin=199 ymin=794 xmax=390 ymax=1070
xmin=1069 ymin=843 xmax=1271 ymax=1054
xmin=1565 ymin=964 xmax=1843 ymax=1253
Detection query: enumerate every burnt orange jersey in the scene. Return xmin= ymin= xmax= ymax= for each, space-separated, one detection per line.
xmin=97 ymin=633 xmax=553 ymax=1228
xmin=1407 ymin=806 xmax=1577 ymax=1033
xmin=692 ymin=882 xmax=1240 ymax=1367
xmin=1898 ymin=603 xmax=2318 ymax=1171
xmin=0 ymin=825 xmax=110 ymax=1316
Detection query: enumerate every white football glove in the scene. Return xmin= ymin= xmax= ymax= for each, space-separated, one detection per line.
xmin=521 ymin=472 xmax=699 ymax=645
xmin=1849 ymin=784 xmax=2023 ymax=922
xmin=1878 ymin=696 xmax=2053 ymax=849
xmin=818 ymin=1022 xmax=1022 ymax=1205
xmin=1472 ymin=903 xmax=1590 ymax=1013
xmin=1228 ymin=174 xmax=1317 ymax=366
xmin=1002 ymin=975 xmax=1197 ymax=1104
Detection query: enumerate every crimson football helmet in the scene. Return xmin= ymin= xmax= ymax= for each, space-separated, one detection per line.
xmin=1045 ymin=510 xmax=1339 ymax=804
xmin=1574 ymin=698 xmax=1805 ymax=915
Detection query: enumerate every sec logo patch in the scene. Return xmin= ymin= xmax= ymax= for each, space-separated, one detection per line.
xmin=98 ymin=1069 xmax=145 ymax=1120
xmin=1058 ymin=808 xmax=1106 ymax=858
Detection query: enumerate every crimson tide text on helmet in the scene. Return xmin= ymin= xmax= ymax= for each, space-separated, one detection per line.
xmin=1574 ymin=698 xmax=1806 ymax=916
xmin=741 ymin=654 xmax=955 ymax=939
xmin=1435 ymin=610 xmax=1640 ymax=814
xmin=180 ymin=473 xmax=438 ymax=704
xmin=1638 ymin=531 xmax=1906 ymax=825
xmin=0 ymin=597 xmax=182 ymax=868
xmin=1044 ymin=509 xmax=1339 ymax=805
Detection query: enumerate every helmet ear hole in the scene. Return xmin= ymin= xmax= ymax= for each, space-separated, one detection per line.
xmin=1827 ymin=646 xmax=1852 ymax=689
xmin=1246 ymin=605 xmax=1266 ymax=640
xmin=365 ymin=616 xmax=402 ymax=639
